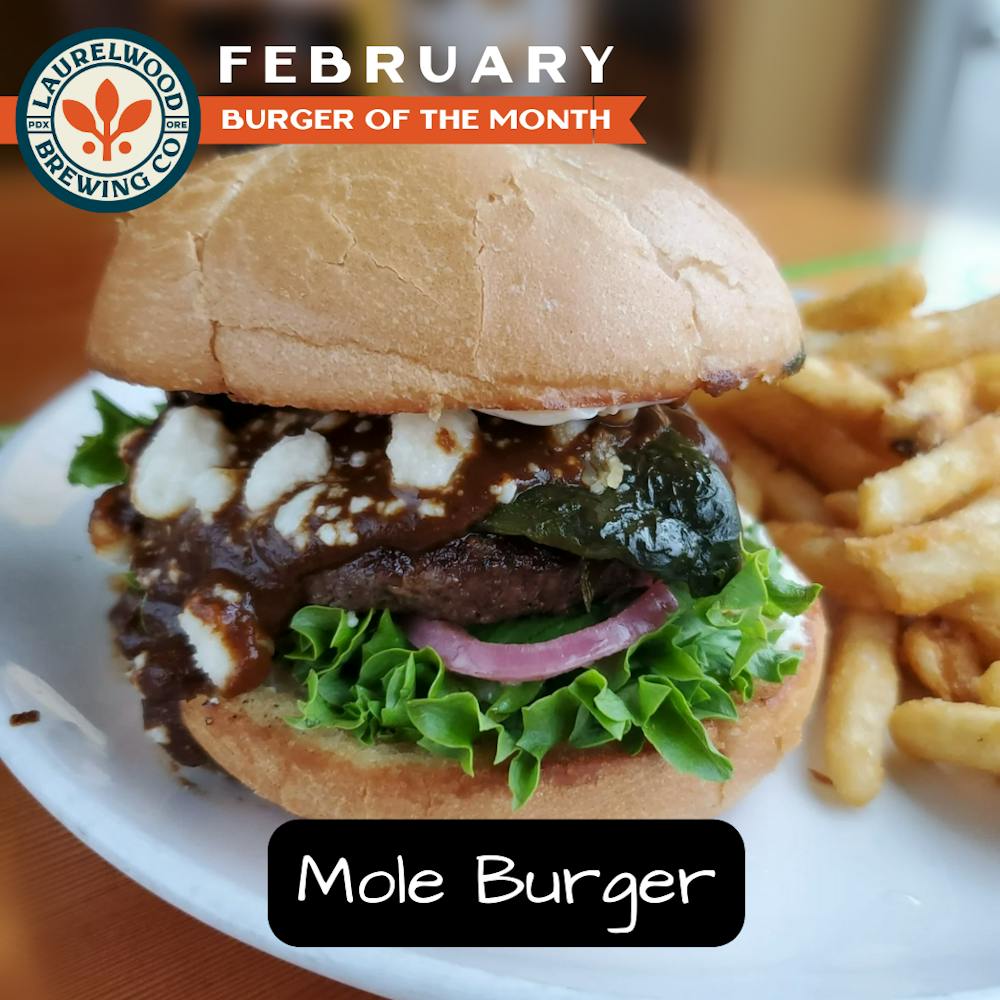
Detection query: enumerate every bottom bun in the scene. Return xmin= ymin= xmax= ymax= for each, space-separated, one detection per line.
xmin=181 ymin=603 xmax=827 ymax=819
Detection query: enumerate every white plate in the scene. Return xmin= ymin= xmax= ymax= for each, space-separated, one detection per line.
xmin=1 ymin=373 xmax=999 ymax=1000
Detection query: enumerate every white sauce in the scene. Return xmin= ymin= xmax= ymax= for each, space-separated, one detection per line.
xmin=478 ymin=403 xmax=660 ymax=426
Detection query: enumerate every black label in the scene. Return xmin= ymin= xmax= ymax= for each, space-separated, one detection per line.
xmin=269 ymin=819 xmax=744 ymax=946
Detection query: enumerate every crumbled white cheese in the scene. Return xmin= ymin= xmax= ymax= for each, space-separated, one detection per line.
xmin=345 ymin=611 xmax=359 ymax=627
xmin=349 ymin=451 xmax=367 ymax=468
xmin=312 ymin=412 xmax=348 ymax=433
xmin=318 ymin=521 xmax=359 ymax=546
xmin=274 ymin=484 xmax=324 ymax=541
xmin=603 ymin=455 xmax=625 ymax=490
xmin=355 ymin=419 xmax=373 ymax=433
xmin=490 ymin=478 xmax=518 ymax=504
xmin=776 ymin=612 xmax=810 ymax=652
xmin=192 ymin=468 xmax=241 ymax=520
xmin=131 ymin=407 xmax=234 ymax=520
xmin=244 ymin=430 xmax=332 ymax=512
xmin=89 ymin=514 xmax=132 ymax=565
xmin=548 ymin=419 xmax=590 ymax=449
xmin=386 ymin=411 xmax=478 ymax=490
xmin=349 ymin=496 xmax=374 ymax=514
xmin=418 ymin=499 xmax=446 ymax=518
xmin=377 ymin=498 xmax=406 ymax=517
xmin=212 ymin=583 xmax=243 ymax=603
xmin=582 ymin=454 xmax=626 ymax=494
xmin=179 ymin=605 xmax=240 ymax=691
xmin=146 ymin=725 xmax=170 ymax=745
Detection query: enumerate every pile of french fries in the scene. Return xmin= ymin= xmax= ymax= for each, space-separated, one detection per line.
xmin=695 ymin=265 xmax=1000 ymax=805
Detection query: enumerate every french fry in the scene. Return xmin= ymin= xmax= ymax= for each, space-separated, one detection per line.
xmin=711 ymin=386 xmax=887 ymax=491
xmin=707 ymin=418 xmax=833 ymax=523
xmin=824 ymin=611 xmax=900 ymax=805
xmin=823 ymin=490 xmax=859 ymax=528
xmin=765 ymin=521 xmax=883 ymax=609
xmin=846 ymin=490 xmax=1000 ymax=614
xmin=730 ymin=460 xmax=763 ymax=520
xmin=820 ymin=294 xmax=1000 ymax=380
xmin=967 ymin=351 xmax=1000 ymax=410
xmin=890 ymin=699 xmax=1000 ymax=774
xmin=901 ymin=619 xmax=982 ymax=701
xmin=979 ymin=662 xmax=1000 ymax=707
xmin=800 ymin=265 xmax=926 ymax=331
xmin=939 ymin=590 xmax=1000 ymax=661
xmin=856 ymin=415 xmax=1000 ymax=535
xmin=881 ymin=364 xmax=976 ymax=452
xmin=782 ymin=356 xmax=893 ymax=420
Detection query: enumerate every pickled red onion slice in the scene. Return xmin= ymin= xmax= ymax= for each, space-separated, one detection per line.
xmin=405 ymin=583 xmax=677 ymax=682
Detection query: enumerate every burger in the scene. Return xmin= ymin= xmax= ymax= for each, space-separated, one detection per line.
xmin=72 ymin=144 xmax=826 ymax=819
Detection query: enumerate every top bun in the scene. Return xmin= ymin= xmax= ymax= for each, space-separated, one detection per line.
xmin=88 ymin=145 xmax=801 ymax=413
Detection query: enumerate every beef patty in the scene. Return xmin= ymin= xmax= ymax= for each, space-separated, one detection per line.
xmin=303 ymin=533 xmax=638 ymax=624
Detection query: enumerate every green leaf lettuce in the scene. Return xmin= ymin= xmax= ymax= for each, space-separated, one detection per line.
xmin=68 ymin=391 xmax=154 ymax=487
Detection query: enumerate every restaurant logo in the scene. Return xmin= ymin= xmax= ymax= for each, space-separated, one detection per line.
xmin=16 ymin=28 xmax=200 ymax=212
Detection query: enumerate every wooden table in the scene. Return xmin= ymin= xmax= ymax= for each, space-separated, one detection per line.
xmin=0 ymin=166 xmax=913 ymax=999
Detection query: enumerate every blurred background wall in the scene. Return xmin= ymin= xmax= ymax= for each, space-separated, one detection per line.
xmin=4 ymin=0 xmax=1000 ymax=216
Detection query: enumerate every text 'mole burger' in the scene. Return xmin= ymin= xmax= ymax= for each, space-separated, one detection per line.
xmin=76 ymin=145 xmax=827 ymax=818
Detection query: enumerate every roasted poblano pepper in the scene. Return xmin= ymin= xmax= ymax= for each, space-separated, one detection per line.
xmin=480 ymin=426 xmax=742 ymax=595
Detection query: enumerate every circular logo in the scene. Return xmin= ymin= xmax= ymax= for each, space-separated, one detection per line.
xmin=16 ymin=28 xmax=200 ymax=213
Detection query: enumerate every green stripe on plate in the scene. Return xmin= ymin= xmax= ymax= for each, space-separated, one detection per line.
xmin=781 ymin=244 xmax=922 ymax=282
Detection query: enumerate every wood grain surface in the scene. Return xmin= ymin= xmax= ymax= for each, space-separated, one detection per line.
xmin=0 ymin=164 xmax=913 ymax=999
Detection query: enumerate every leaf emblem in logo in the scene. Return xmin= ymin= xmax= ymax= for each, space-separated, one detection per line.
xmin=62 ymin=79 xmax=152 ymax=161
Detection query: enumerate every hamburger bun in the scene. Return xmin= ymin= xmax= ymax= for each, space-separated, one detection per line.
xmin=179 ymin=602 xmax=826 ymax=819
xmin=88 ymin=145 xmax=801 ymax=414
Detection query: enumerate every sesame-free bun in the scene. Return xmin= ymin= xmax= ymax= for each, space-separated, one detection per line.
xmin=179 ymin=603 xmax=826 ymax=819
xmin=89 ymin=145 xmax=801 ymax=413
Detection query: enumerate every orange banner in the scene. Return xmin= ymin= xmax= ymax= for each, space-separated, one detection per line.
xmin=198 ymin=96 xmax=645 ymax=144
xmin=0 ymin=95 xmax=644 ymax=145
xmin=0 ymin=97 xmax=14 ymax=144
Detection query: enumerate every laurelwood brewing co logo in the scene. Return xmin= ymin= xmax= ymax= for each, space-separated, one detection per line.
xmin=16 ymin=28 xmax=200 ymax=212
